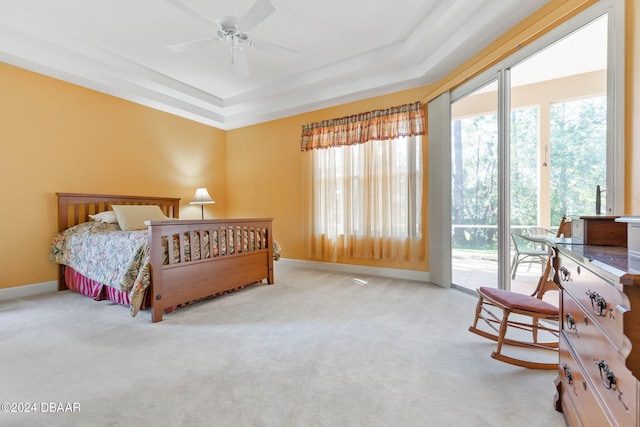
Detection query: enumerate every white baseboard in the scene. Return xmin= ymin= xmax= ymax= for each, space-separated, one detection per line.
xmin=276 ymin=258 xmax=430 ymax=283
xmin=0 ymin=261 xmax=430 ymax=301
xmin=0 ymin=281 xmax=58 ymax=301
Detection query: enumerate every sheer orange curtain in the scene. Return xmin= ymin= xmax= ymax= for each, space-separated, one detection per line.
xmin=301 ymin=102 xmax=425 ymax=263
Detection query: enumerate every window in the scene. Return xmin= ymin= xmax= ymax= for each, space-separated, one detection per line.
xmin=550 ymin=96 xmax=607 ymax=225
xmin=301 ymin=102 xmax=425 ymax=262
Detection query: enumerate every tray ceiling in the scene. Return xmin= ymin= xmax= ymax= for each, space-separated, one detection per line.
xmin=0 ymin=0 xmax=548 ymax=130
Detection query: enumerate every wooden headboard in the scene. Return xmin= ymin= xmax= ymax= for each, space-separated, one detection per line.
xmin=57 ymin=193 xmax=181 ymax=231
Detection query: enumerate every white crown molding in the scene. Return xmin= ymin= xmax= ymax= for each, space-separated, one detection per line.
xmin=0 ymin=0 xmax=548 ymax=130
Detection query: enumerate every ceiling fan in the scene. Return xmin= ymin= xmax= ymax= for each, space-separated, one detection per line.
xmin=166 ymin=0 xmax=299 ymax=76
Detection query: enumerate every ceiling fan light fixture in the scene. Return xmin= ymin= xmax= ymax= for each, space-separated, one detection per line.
xmin=231 ymin=46 xmax=250 ymax=76
xmin=166 ymin=0 xmax=297 ymax=76
xmin=216 ymin=15 xmax=238 ymax=31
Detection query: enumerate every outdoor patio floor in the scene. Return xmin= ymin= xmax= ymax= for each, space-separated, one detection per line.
xmin=452 ymin=249 xmax=558 ymax=306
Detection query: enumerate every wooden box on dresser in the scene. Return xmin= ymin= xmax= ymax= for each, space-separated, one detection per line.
xmin=554 ymin=216 xmax=640 ymax=427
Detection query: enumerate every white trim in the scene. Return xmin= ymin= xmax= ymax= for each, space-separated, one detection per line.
xmin=276 ymin=258 xmax=430 ymax=283
xmin=0 ymin=281 xmax=58 ymax=301
xmin=0 ymin=261 xmax=432 ymax=301
xmin=498 ymin=68 xmax=511 ymax=290
xmin=608 ymin=0 xmax=625 ymax=215
xmin=427 ymin=92 xmax=452 ymax=288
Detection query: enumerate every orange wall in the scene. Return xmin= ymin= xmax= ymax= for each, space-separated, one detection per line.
xmin=0 ymin=63 xmax=227 ymax=289
xmin=2 ymin=0 xmax=636 ymax=289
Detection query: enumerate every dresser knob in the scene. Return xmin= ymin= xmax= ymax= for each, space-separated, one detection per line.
xmin=560 ymin=266 xmax=572 ymax=282
xmin=596 ymin=360 xmax=616 ymax=390
xmin=564 ymin=313 xmax=578 ymax=334
xmin=562 ymin=363 xmax=573 ymax=384
xmin=587 ymin=290 xmax=608 ymax=317
xmin=562 ymin=363 xmax=579 ymax=396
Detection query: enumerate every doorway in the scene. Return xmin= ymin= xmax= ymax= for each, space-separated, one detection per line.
xmin=446 ymin=11 xmax=617 ymax=294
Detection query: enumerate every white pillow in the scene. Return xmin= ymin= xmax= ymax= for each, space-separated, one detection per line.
xmin=112 ymin=205 xmax=168 ymax=231
xmin=89 ymin=210 xmax=118 ymax=224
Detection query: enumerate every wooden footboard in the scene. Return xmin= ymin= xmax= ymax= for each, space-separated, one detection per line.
xmin=147 ymin=218 xmax=273 ymax=322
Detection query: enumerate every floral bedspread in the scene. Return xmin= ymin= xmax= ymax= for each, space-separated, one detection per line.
xmin=51 ymin=221 xmax=281 ymax=318
xmin=50 ymin=222 xmax=150 ymax=316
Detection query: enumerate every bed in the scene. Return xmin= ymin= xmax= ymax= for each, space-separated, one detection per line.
xmin=51 ymin=193 xmax=275 ymax=322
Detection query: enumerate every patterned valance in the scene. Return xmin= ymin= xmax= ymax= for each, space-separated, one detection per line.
xmin=300 ymin=101 xmax=425 ymax=151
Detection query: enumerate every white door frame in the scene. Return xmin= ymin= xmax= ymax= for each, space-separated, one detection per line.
xmin=428 ymin=0 xmax=625 ymax=289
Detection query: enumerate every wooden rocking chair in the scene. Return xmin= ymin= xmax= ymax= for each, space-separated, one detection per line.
xmin=468 ymin=216 xmax=570 ymax=369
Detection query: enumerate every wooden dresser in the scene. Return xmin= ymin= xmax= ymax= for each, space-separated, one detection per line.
xmin=553 ymin=218 xmax=640 ymax=426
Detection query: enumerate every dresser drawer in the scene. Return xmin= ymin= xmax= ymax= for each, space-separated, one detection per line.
xmin=562 ymin=296 xmax=637 ymax=426
xmin=557 ymin=253 xmax=628 ymax=349
xmin=559 ymin=334 xmax=613 ymax=427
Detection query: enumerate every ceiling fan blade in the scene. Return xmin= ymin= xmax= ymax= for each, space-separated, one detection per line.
xmin=238 ymin=0 xmax=276 ymax=31
xmin=232 ymin=47 xmax=250 ymax=76
xmin=250 ymin=40 xmax=300 ymax=59
xmin=165 ymin=0 xmax=218 ymax=27
xmin=167 ymin=38 xmax=214 ymax=53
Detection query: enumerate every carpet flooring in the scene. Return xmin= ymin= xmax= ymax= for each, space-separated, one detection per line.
xmin=0 ymin=262 xmax=566 ymax=427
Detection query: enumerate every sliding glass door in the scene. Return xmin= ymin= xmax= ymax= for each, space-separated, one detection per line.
xmin=451 ymin=81 xmax=499 ymax=289
xmin=510 ymin=15 xmax=608 ymax=228
xmin=443 ymin=5 xmax=621 ymax=293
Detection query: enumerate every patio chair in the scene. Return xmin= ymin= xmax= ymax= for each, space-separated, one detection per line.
xmin=510 ymin=232 xmax=549 ymax=279
xmin=468 ymin=216 xmax=568 ymax=370
xmin=527 ymin=226 xmax=554 ymax=237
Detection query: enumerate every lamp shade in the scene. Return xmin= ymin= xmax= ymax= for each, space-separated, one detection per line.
xmin=190 ymin=188 xmax=215 ymax=205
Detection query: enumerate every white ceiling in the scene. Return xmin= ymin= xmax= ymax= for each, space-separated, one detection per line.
xmin=0 ymin=0 xmax=549 ymax=130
